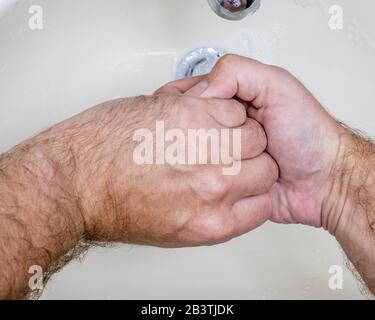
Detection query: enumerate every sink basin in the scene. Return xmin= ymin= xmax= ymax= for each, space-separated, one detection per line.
xmin=1 ymin=0 xmax=374 ymax=299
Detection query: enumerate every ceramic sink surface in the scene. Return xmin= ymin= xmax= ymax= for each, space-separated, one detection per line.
xmin=0 ymin=0 xmax=374 ymax=299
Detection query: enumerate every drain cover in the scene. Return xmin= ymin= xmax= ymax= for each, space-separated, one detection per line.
xmin=176 ymin=47 xmax=225 ymax=80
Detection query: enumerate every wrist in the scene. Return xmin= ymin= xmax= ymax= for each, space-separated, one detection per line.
xmin=0 ymin=134 xmax=85 ymax=240
xmin=323 ymin=125 xmax=375 ymax=292
xmin=324 ymin=126 xmax=375 ymax=235
xmin=0 ymin=132 xmax=85 ymax=257
xmin=0 ymin=131 xmax=86 ymax=298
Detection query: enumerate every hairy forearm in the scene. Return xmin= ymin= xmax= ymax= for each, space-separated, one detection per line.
xmin=325 ymin=125 xmax=375 ymax=294
xmin=0 ymin=132 xmax=84 ymax=299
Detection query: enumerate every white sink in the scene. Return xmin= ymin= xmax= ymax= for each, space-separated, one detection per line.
xmin=1 ymin=0 xmax=374 ymax=299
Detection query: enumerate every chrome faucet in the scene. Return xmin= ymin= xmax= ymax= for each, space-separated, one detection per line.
xmin=207 ymin=0 xmax=261 ymax=20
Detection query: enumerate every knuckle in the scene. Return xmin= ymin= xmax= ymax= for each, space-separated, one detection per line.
xmin=217 ymin=54 xmax=238 ymax=70
xmin=205 ymin=173 xmax=231 ymax=200
xmin=199 ymin=214 xmax=229 ymax=244
xmin=192 ymin=171 xmax=232 ymax=203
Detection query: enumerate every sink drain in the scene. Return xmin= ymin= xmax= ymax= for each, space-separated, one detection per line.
xmin=176 ymin=47 xmax=225 ymax=80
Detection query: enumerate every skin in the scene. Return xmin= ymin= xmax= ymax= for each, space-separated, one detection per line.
xmin=163 ymin=54 xmax=375 ymax=294
xmin=0 ymin=94 xmax=278 ymax=299
xmin=0 ymin=54 xmax=374 ymax=298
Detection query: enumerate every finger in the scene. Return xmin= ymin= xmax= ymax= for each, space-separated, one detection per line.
xmin=185 ymin=119 xmax=266 ymax=168
xmin=224 ymin=153 xmax=279 ymax=203
xmin=198 ymin=54 xmax=279 ymax=105
xmin=217 ymin=118 xmax=267 ymax=165
xmin=202 ymin=98 xmax=247 ymax=128
xmin=154 ymin=76 xmax=205 ymax=95
xmin=230 ymin=193 xmax=273 ymax=238
xmin=188 ymin=152 xmax=278 ymax=206
xmin=238 ymin=118 xmax=267 ymax=160
xmin=184 ymin=79 xmax=209 ymax=96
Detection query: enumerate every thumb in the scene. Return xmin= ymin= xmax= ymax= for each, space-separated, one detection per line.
xmin=198 ymin=55 xmax=274 ymax=107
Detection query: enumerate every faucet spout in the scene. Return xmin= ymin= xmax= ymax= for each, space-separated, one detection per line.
xmin=207 ymin=0 xmax=261 ymax=20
